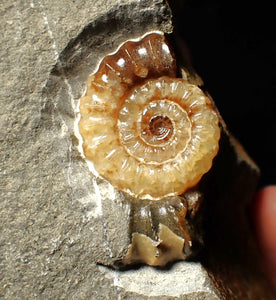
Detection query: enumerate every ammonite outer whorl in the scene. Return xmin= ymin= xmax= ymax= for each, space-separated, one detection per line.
xmin=78 ymin=33 xmax=220 ymax=200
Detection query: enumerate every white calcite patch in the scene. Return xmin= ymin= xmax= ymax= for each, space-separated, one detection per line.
xmin=100 ymin=261 xmax=220 ymax=298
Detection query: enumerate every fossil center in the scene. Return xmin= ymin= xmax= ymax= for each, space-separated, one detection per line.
xmin=148 ymin=115 xmax=173 ymax=141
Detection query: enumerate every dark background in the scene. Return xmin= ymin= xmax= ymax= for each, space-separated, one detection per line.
xmin=173 ymin=0 xmax=275 ymax=187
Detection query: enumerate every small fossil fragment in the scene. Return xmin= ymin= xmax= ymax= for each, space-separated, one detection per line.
xmin=77 ymin=32 xmax=220 ymax=266
xmin=121 ymin=195 xmax=196 ymax=266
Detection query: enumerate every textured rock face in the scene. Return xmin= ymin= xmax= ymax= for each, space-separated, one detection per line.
xmin=1 ymin=0 xmax=274 ymax=299
xmin=0 ymin=0 xmax=220 ymax=299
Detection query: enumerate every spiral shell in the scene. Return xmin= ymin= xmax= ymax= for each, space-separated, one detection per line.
xmin=78 ymin=33 xmax=220 ymax=200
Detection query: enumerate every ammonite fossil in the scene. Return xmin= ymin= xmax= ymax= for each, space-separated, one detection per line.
xmin=78 ymin=32 xmax=221 ymax=266
xmin=78 ymin=33 xmax=220 ymax=199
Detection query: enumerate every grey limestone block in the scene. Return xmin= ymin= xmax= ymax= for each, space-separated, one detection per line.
xmin=0 ymin=0 xmax=220 ymax=299
xmin=0 ymin=0 xmax=274 ymax=299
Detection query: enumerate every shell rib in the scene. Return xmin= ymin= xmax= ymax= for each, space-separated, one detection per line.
xmin=78 ymin=33 xmax=220 ymax=200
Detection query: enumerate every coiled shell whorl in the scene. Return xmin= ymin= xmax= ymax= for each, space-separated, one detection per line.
xmin=78 ymin=33 xmax=220 ymax=200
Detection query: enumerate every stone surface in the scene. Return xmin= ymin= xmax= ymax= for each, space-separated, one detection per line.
xmin=0 ymin=0 xmax=220 ymax=299
xmin=2 ymin=0 xmax=275 ymax=299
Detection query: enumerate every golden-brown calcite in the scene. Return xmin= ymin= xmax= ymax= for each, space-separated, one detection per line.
xmin=122 ymin=224 xmax=187 ymax=266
